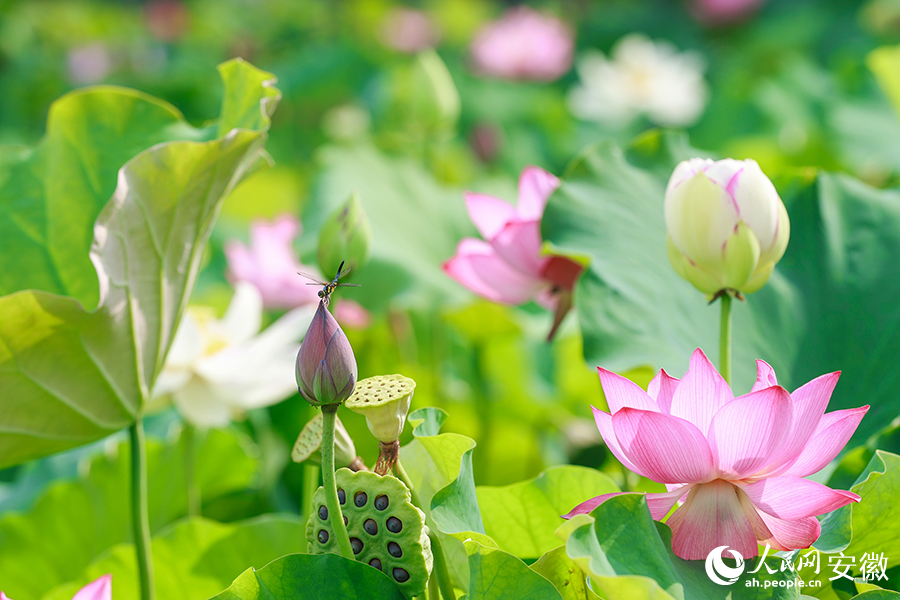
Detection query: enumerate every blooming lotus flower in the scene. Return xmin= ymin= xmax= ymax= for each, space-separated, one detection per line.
xmin=469 ymin=7 xmax=573 ymax=82
xmin=2 ymin=574 xmax=112 ymax=600
xmin=568 ymin=34 xmax=708 ymax=127
xmin=443 ymin=166 xmax=583 ymax=338
xmin=225 ymin=216 xmax=321 ymax=310
xmin=565 ymin=349 xmax=868 ymax=560
xmin=296 ymin=300 xmax=357 ymax=406
xmin=152 ymin=282 xmax=315 ymax=427
xmin=665 ymin=158 xmax=789 ymax=297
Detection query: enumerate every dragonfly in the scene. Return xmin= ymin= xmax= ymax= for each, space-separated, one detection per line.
xmin=298 ymin=260 xmax=360 ymax=307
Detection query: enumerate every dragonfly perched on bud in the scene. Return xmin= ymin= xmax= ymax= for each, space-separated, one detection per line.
xmin=298 ymin=260 xmax=360 ymax=307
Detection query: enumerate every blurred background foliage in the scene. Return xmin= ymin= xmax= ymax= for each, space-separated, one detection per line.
xmin=3 ymin=0 xmax=900 ymax=562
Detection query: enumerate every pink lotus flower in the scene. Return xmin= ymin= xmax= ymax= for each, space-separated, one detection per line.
xmin=225 ymin=216 xmax=321 ymax=310
xmin=469 ymin=7 xmax=573 ymax=82
xmin=2 ymin=575 xmax=111 ymax=600
xmin=443 ymin=166 xmax=583 ymax=338
xmin=565 ymin=349 xmax=868 ymax=560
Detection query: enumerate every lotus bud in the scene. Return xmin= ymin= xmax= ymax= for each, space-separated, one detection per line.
xmin=292 ymin=412 xmax=365 ymax=470
xmin=296 ymin=301 xmax=358 ymax=406
xmin=384 ymin=49 xmax=460 ymax=140
xmin=664 ymin=158 xmax=790 ymax=298
xmin=317 ymin=192 xmax=372 ymax=279
xmin=345 ymin=375 xmax=416 ymax=475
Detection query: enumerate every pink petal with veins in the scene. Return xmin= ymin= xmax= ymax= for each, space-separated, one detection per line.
xmin=562 ymin=486 xmax=689 ymax=520
xmin=592 ymin=406 xmax=644 ymax=476
xmin=598 ymin=368 xmax=659 ymax=413
xmin=750 ymin=359 xmax=778 ymax=392
xmin=779 ymin=406 xmax=869 ymax=478
xmin=757 ymin=512 xmax=821 ymax=551
xmin=707 ymin=385 xmax=793 ymax=479
xmin=667 ymin=480 xmax=760 ymax=560
xmin=669 ymin=348 xmax=734 ymax=434
xmin=647 ymin=368 xmax=680 ymax=414
xmin=771 ymin=372 xmax=840 ymax=467
xmin=612 ymin=408 xmax=716 ymax=484
xmin=741 ymin=477 xmax=860 ymax=520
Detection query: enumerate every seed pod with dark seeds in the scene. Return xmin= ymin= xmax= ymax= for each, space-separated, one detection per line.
xmin=305 ymin=468 xmax=432 ymax=599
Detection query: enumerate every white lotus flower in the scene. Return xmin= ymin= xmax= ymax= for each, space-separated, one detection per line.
xmin=152 ymin=282 xmax=315 ymax=428
xmin=568 ymin=33 xmax=708 ymax=127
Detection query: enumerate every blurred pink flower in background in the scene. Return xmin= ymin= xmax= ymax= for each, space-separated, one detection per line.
xmin=67 ymin=43 xmax=112 ymax=85
xmin=381 ymin=8 xmax=439 ymax=53
xmin=225 ymin=216 xmax=321 ymax=310
xmin=690 ymin=0 xmax=766 ymax=25
xmin=565 ymin=349 xmax=867 ymax=560
xmin=333 ymin=299 xmax=372 ymax=329
xmin=2 ymin=574 xmax=111 ymax=600
xmin=145 ymin=0 xmax=190 ymax=41
xmin=469 ymin=7 xmax=574 ymax=82
xmin=444 ymin=166 xmax=583 ymax=338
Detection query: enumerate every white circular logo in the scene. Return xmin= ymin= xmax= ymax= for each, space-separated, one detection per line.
xmin=705 ymin=545 xmax=745 ymax=585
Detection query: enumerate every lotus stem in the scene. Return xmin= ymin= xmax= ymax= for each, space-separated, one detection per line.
xmin=301 ymin=462 xmax=320 ymax=520
xmin=321 ymin=405 xmax=355 ymax=559
xmin=130 ymin=417 xmax=156 ymax=600
xmin=183 ymin=423 xmax=201 ymax=517
xmin=397 ymin=460 xmax=457 ymax=600
xmin=719 ymin=294 xmax=733 ymax=386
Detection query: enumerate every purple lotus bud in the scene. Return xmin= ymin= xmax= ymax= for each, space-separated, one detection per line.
xmin=296 ymin=300 xmax=358 ymax=406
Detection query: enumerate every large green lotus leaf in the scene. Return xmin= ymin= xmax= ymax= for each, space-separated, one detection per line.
xmin=301 ymin=143 xmax=474 ymax=311
xmin=530 ymin=546 xmax=602 ymax=600
xmin=0 ymin=428 xmax=259 ymax=599
xmin=542 ymin=131 xmax=900 ymax=442
xmin=565 ymin=494 xmax=798 ymax=600
xmin=464 ymin=540 xmax=564 ymax=600
xmin=398 ymin=407 xmax=489 ymax=591
xmin=476 ymin=466 xmax=619 ymax=560
xmin=818 ymin=451 xmax=900 ymax=568
xmin=0 ymin=59 xmax=279 ymax=468
xmin=40 ymin=515 xmax=304 ymax=600
xmin=208 ymin=553 xmax=406 ymax=600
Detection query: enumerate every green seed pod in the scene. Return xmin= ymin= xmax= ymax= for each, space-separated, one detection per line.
xmin=345 ymin=375 xmax=416 ymax=444
xmin=291 ymin=412 xmax=357 ymax=469
xmin=306 ymin=469 xmax=432 ymax=599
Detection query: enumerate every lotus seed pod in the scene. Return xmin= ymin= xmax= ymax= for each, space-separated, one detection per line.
xmin=291 ymin=412 xmax=358 ymax=469
xmin=306 ymin=468 xmax=432 ymax=599
xmin=345 ymin=375 xmax=416 ymax=443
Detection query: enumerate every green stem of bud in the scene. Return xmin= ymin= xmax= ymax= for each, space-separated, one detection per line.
xmin=183 ymin=423 xmax=201 ymax=517
xmin=321 ymin=404 xmax=355 ymax=560
xmin=397 ymin=460 xmax=457 ymax=600
xmin=719 ymin=293 xmax=733 ymax=386
xmin=130 ymin=417 xmax=156 ymax=600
